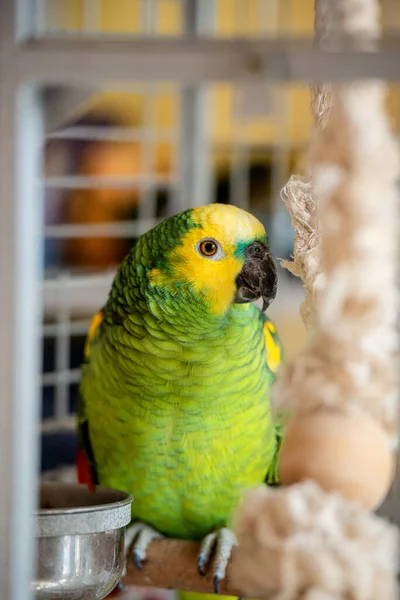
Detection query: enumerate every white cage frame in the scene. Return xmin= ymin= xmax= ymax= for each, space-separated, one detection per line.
xmin=1 ymin=0 xmax=400 ymax=598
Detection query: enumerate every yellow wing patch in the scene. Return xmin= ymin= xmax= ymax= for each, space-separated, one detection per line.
xmin=263 ymin=320 xmax=281 ymax=374
xmin=84 ymin=311 xmax=104 ymax=358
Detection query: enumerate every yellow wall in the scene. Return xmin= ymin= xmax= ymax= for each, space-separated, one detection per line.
xmin=45 ymin=1 xmax=400 ymax=152
xmin=100 ymin=0 xmax=182 ymax=35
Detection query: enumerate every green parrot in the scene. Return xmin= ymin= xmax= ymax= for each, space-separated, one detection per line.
xmin=77 ymin=203 xmax=283 ymax=594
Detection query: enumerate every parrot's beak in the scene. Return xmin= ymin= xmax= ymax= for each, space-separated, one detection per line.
xmin=234 ymin=241 xmax=278 ymax=312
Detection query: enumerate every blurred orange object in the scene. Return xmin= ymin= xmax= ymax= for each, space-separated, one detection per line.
xmin=62 ymin=138 xmax=142 ymax=269
xmin=50 ymin=109 xmax=173 ymax=271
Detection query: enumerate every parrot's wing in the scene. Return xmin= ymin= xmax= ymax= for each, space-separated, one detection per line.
xmin=261 ymin=314 xmax=284 ymax=486
xmin=262 ymin=315 xmax=282 ymax=376
xmin=76 ymin=310 xmax=105 ymax=487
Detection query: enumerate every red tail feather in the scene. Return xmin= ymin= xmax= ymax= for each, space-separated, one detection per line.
xmin=76 ymin=447 xmax=96 ymax=492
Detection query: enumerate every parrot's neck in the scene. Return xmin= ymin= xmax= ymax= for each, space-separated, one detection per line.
xmin=148 ymin=287 xmax=257 ymax=340
xmin=105 ymin=263 xmax=251 ymax=341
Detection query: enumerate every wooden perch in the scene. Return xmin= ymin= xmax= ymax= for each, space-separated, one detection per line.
xmin=123 ymin=539 xmax=243 ymax=595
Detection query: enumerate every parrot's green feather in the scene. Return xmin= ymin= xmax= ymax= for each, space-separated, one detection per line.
xmin=78 ymin=204 xmax=282 ymax=541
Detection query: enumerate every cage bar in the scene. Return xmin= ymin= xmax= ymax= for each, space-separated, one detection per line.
xmin=0 ymin=5 xmax=44 ymax=598
xmin=11 ymin=36 xmax=400 ymax=86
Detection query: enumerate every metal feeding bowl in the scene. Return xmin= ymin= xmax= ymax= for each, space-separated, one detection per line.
xmin=33 ymin=482 xmax=132 ymax=600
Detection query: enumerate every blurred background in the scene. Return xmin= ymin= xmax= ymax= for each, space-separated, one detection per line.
xmin=39 ymin=0 xmax=400 ymax=490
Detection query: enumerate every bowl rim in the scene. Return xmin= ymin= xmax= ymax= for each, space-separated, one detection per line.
xmin=36 ymin=482 xmax=133 ymax=516
xmin=36 ymin=482 xmax=133 ymax=536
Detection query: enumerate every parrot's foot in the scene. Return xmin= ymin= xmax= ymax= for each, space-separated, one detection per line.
xmin=197 ymin=527 xmax=238 ymax=594
xmin=125 ymin=521 xmax=165 ymax=571
xmin=108 ymin=579 xmax=126 ymax=596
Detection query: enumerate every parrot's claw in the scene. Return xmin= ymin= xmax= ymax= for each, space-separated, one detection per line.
xmin=125 ymin=521 xmax=165 ymax=571
xmin=197 ymin=527 xmax=238 ymax=594
xmin=213 ymin=575 xmax=222 ymax=595
xmin=133 ymin=549 xmax=144 ymax=571
xmin=115 ymin=580 xmax=126 ymax=593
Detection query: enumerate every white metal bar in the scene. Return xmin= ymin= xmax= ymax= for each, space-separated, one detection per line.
xmin=173 ymin=0 xmax=214 ymax=214
xmin=12 ymin=84 xmax=44 ymax=599
xmin=28 ymin=29 xmax=400 ymax=47
xmin=138 ymin=84 xmax=159 ymax=220
xmin=83 ymin=0 xmax=101 ymax=33
xmin=230 ymin=87 xmax=250 ymax=211
xmin=177 ymin=88 xmax=213 ymax=210
xmin=16 ymin=0 xmax=37 ymax=40
xmin=257 ymin=0 xmax=279 ymax=36
xmin=268 ymin=85 xmax=291 ymax=256
xmin=0 ymin=4 xmax=44 ymax=596
xmin=212 ymin=139 xmax=306 ymax=151
xmin=141 ymin=0 xmax=156 ymax=35
xmin=12 ymin=36 xmax=400 ymax=85
xmin=43 ymin=174 xmax=175 ymax=189
xmin=0 ymin=35 xmax=17 ymax=600
xmin=44 ymin=219 xmax=161 ymax=239
xmin=43 ymin=319 xmax=91 ymax=337
xmin=40 ymin=465 xmax=78 ymax=482
xmin=230 ymin=143 xmax=251 ymax=211
xmin=54 ymin=298 xmax=71 ymax=420
xmin=43 ymin=272 xmax=114 ymax=315
xmin=41 ymin=369 xmax=81 ymax=387
xmin=35 ymin=0 xmax=46 ymax=34
xmin=269 ymin=147 xmax=292 ymax=258
xmin=234 ymin=0 xmax=249 ymax=37
xmin=278 ymin=0 xmax=292 ymax=35
xmin=47 ymin=126 xmax=176 ymax=142
xmin=41 ymin=415 xmax=77 ymax=433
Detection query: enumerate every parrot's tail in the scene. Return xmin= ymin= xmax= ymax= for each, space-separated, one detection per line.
xmin=76 ymin=447 xmax=96 ymax=492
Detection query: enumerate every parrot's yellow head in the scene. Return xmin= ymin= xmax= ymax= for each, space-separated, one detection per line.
xmin=146 ymin=203 xmax=277 ymax=316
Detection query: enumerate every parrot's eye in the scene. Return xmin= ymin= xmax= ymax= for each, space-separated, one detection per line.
xmin=196 ymin=238 xmax=224 ymax=260
xmin=200 ymin=240 xmax=217 ymax=256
